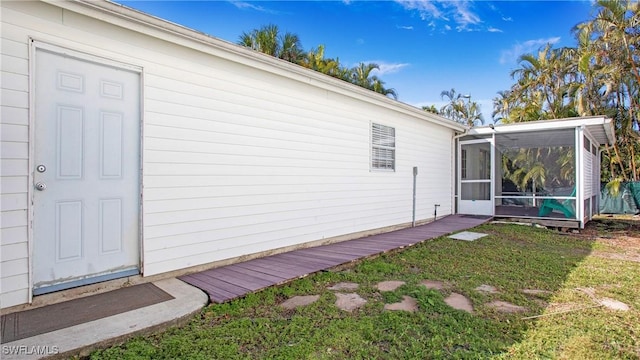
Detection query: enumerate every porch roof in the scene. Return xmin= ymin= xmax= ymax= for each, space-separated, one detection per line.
xmin=466 ymin=116 xmax=615 ymax=146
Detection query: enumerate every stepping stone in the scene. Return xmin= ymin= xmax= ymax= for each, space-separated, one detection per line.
xmin=444 ymin=292 xmax=473 ymax=313
xmin=384 ymin=296 xmax=418 ymax=312
xmin=599 ymin=298 xmax=630 ymax=311
xmin=376 ymin=281 xmax=405 ymax=292
xmin=475 ymin=284 xmax=499 ymax=293
xmin=328 ymin=282 xmax=359 ymax=291
xmin=486 ymin=300 xmax=527 ymax=313
xmin=280 ymin=295 xmax=320 ymax=309
xmin=449 ymin=231 xmax=488 ymax=241
xmin=521 ymin=289 xmax=552 ymax=296
xmin=420 ymin=280 xmax=446 ymax=290
xmin=335 ymin=293 xmax=367 ymax=312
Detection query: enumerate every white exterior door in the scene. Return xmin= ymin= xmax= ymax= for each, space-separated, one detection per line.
xmin=458 ymin=139 xmax=493 ymax=216
xmin=33 ymin=47 xmax=140 ymax=294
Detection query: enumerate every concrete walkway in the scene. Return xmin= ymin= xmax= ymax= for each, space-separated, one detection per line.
xmin=1 ymin=279 xmax=207 ymax=360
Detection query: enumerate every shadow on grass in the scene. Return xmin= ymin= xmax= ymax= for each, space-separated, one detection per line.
xmin=90 ymin=219 xmax=640 ymax=359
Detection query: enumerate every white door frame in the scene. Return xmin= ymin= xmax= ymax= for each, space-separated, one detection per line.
xmin=457 ymin=137 xmax=495 ymax=216
xmin=28 ymin=40 xmax=144 ymax=300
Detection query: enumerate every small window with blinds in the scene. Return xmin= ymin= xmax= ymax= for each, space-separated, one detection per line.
xmin=371 ymin=123 xmax=395 ymax=171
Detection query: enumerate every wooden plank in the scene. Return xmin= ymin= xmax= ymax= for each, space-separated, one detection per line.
xmin=180 ymin=214 xmax=494 ymax=304
xmin=232 ymin=261 xmax=306 ymax=280
xmin=273 ymin=253 xmax=340 ymax=268
xmin=365 ymin=237 xmax=417 ymax=246
xmin=179 ymin=275 xmax=239 ymax=302
xmin=203 ymin=267 xmax=276 ymax=290
xmin=247 ymin=257 xmax=319 ymax=272
xmin=187 ymin=272 xmax=251 ymax=295
xmin=223 ymin=264 xmax=287 ymax=283
xmin=247 ymin=257 xmax=328 ymax=276
xmin=312 ymin=244 xmax=378 ymax=256
xmin=294 ymin=248 xmax=360 ymax=262
xmin=327 ymin=240 xmax=392 ymax=251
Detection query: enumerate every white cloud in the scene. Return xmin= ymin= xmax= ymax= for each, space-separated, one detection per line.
xmin=394 ymin=0 xmax=484 ymax=32
xmin=230 ymin=1 xmax=280 ymax=14
xmin=488 ymin=27 xmax=503 ymax=33
xmin=502 ymin=16 xmax=513 ymax=22
xmin=363 ymin=61 xmax=410 ymax=75
xmin=450 ymin=1 xmax=480 ymax=30
xmin=398 ymin=25 xmax=414 ymax=30
xmin=395 ymin=0 xmax=443 ymax=20
xmin=499 ymin=37 xmax=561 ymax=65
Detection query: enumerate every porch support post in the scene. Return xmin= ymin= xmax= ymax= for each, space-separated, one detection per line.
xmin=576 ymin=126 xmax=584 ymax=227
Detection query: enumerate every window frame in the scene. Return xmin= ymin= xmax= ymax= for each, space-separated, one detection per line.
xmin=370 ymin=122 xmax=396 ymax=171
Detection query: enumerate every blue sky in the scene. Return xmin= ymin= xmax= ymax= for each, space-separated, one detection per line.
xmin=119 ymin=1 xmax=594 ymax=122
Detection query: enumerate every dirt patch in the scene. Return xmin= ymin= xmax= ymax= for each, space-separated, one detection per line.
xmin=591 ymin=251 xmax=640 ymax=262
xmin=578 ymin=217 xmax=640 ymax=262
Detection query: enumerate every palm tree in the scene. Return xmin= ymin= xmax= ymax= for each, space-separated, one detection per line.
xmin=299 ymin=45 xmax=344 ymax=78
xmin=422 ymin=105 xmax=440 ymax=114
xmin=350 ymin=62 xmax=379 ymax=88
xmin=576 ymin=0 xmax=640 ymax=181
xmin=238 ymin=24 xmax=303 ymax=63
xmin=494 ymin=0 xmax=640 ymax=182
xmin=347 ymin=63 xmax=397 ymax=99
xmin=440 ymin=88 xmax=484 ymax=127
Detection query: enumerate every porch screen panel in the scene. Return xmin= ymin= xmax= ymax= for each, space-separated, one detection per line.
xmin=495 ymin=129 xmax=576 ymax=219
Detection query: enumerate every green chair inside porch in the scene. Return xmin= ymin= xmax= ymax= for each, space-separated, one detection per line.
xmin=538 ymin=187 xmax=576 ymax=218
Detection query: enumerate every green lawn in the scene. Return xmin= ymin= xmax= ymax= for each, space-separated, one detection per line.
xmin=90 ymin=218 xmax=640 ymax=359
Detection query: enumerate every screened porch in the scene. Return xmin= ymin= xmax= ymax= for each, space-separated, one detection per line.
xmin=456 ymin=117 xmax=615 ymax=228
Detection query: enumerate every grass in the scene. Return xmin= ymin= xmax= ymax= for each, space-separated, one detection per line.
xmin=89 ymin=218 xmax=640 ymax=359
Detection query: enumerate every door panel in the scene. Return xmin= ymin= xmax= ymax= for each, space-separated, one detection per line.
xmin=458 ymin=140 xmax=493 ymax=216
xmin=33 ymin=48 xmax=140 ymax=292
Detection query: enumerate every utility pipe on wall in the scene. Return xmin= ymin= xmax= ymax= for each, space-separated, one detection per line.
xmin=412 ymin=166 xmax=418 ymax=227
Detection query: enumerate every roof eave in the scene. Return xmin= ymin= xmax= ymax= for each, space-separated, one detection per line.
xmin=44 ymin=0 xmax=465 ymax=132
xmin=468 ymin=116 xmax=615 ymax=145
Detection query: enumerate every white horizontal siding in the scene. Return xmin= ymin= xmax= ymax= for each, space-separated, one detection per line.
xmin=1 ymin=5 xmax=31 ymax=308
xmin=1 ymin=0 xmax=458 ymax=305
xmin=584 ymin=149 xmax=593 ymax=198
xmin=140 ymin=51 xmax=454 ymax=273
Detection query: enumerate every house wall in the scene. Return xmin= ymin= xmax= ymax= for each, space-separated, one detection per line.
xmin=582 ymin=129 xmax=600 ymax=222
xmin=0 ymin=1 xmax=458 ymax=307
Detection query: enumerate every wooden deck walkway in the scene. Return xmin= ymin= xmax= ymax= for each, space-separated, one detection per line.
xmin=179 ymin=214 xmax=491 ymax=303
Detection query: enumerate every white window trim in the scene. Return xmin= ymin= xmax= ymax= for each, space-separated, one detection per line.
xmin=371 ymin=122 xmax=396 ymax=171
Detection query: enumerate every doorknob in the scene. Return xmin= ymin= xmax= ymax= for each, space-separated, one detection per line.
xmin=35 ymin=182 xmax=47 ymax=191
